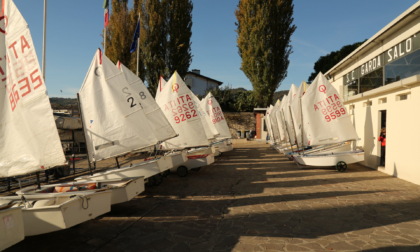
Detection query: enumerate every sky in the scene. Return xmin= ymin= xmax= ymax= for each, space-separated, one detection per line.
xmin=14 ymin=0 xmax=420 ymax=98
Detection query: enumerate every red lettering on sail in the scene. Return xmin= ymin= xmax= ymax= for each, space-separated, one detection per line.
xmin=165 ymin=96 xmax=198 ymax=124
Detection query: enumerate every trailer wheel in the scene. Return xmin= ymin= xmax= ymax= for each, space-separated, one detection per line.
xmin=177 ymin=166 xmax=188 ymax=177
xmin=336 ymin=161 xmax=347 ymax=172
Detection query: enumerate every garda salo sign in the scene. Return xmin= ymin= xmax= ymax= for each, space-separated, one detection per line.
xmin=344 ymin=32 xmax=419 ymax=85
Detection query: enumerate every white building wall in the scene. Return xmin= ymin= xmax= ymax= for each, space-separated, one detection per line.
xmin=190 ymin=78 xmax=218 ymax=96
xmin=327 ymin=3 xmax=420 ymax=184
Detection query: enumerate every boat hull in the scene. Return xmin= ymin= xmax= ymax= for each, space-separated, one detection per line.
xmin=164 ymin=150 xmax=188 ymax=169
xmin=0 ymin=207 xmax=24 ymax=251
xmin=75 ymin=158 xmax=169 ymax=181
xmin=213 ymin=139 xmax=233 ymax=153
xmin=0 ymin=190 xmax=112 ymax=236
xmin=293 ymin=150 xmax=365 ymax=167
xmin=16 ymin=177 xmax=145 ymax=205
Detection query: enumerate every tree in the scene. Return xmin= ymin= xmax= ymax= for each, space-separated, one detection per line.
xmin=166 ymin=0 xmax=193 ymax=78
xmin=235 ymin=0 xmax=296 ymax=108
xmin=308 ymin=41 xmax=365 ymax=82
xmin=105 ymin=0 xmax=133 ymax=66
xmin=138 ymin=0 xmax=167 ymax=97
xmin=128 ymin=3 xmax=146 ymax=81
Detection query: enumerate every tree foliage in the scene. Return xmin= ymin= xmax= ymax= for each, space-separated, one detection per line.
xmin=166 ymin=0 xmax=193 ymax=78
xmin=105 ymin=0 xmax=193 ymax=97
xmin=130 ymin=0 xmax=193 ymax=96
xmin=104 ymin=0 xmax=132 ymax=65
xmin=208 ymin=87 xmax=257 ymax=112
xmin=235 ymin=0 xmax=296 ymax=108
xmin=308 ymin=41 xmax=365 ymax=82
xmin=137 ymin=0 xmax=167 ymax=97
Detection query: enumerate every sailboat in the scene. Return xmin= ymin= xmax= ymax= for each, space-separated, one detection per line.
xmin=201 ymin=92 xmax=233 ymax=154
xmin=75 ymin=49 xmax=172 ymax=183
xmin=117 ymin=61 xmax=187 ymax=172
xmin=292 ymin=73 xmax=364 ymax=171
xmin=155 ymin=72 xmax=215 ymax=176
xmin=0 ymin=0 xmax=112 ymax=238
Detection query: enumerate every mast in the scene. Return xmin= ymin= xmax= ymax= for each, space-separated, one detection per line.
xmin=280 ymin=109 xmax=294 ymax=153
xmin=288 ymin=105 xmax=300 ymax=151
xmin=42 ymin=0 xmax=47 ymax=80
xmin=136 ymin=13 xmax=140 ymax=76
xmin=77 ymin=93 xmax=93 ymax=175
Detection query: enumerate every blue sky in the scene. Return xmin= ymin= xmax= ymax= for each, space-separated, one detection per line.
xmin=14 ymin=0 xmax=419 ymax=98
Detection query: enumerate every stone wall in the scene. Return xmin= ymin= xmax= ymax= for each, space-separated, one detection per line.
xmin=224 ymin=112 xmax=255 ymax=139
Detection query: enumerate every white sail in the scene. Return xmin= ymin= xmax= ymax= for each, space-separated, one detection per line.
xmin=117 ymin=62 xmax=177 ymax=142
xmin=201 ymin=92 xmax=231 ymax=140
xmin=155 ymin=76 xmax=167 ymax=101
xmin=264 ymin=105 xmax=274 ymax=141
xmin=280 ymin=94 xmax=295 ymax=145
xmin=193 ymin=93 xmax=219 ymax=141
xmin=0 ymin=0 xmax=66 ymax=177
xmin=301 ymin=72 xmax=358 ymax=146
xmin=79 ymin=49 xmax=159 ymax=162
xmin=269 ymin=100 xmax=282 ymax=144
xmin=155 ymin=72 xmax=210 ymax=149
xmin=290 ymin=81 xmax=309 ymax=147
xmin=274 ymin=103 xmax=288 ymax=143
xmin=284 ymin=85 xmax=298 ymax=145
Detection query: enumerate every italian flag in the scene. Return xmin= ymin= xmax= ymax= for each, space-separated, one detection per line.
xmin=103 ymin=0 xmax=109 ymax=27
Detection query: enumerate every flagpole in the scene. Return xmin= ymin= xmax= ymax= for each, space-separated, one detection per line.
xmin=103 ymin=27 xmax=106 ymax=54
xmin=136 ymin=13 xmax=140 ymax=76
xmin=42 ymin=0 xmax=47 ymax=80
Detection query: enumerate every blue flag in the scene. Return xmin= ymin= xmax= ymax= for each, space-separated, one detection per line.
xmin=130 ymin=19 xmax=140 ymax=53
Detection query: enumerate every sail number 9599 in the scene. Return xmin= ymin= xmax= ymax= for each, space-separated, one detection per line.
xmin=319 ymin=101 xmax=346 ymax=122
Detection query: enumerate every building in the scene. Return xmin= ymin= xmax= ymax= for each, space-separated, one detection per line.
xmin=254 ymin=108 xmax=268 ymax=140
xmin=184 ymin=69 xmax=223 ymax=96
xmin=325 ymin=2 xmax=420 ymax=184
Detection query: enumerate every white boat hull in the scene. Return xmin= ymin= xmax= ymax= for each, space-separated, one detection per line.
xmin=213 ymin=139 xmax=233 ymax=153
xmin=0 ymin=207 xmax=24 ymax=251
xmin=75 ymin=157 xmax=169 ymax=181
xmin=0 ymin=190 xmax=112 ymax=236
xmin=293 ymin=150 xmax=365 ymax=167
xmin=164 ymin=150 xmax=188 ymax=169
xmin=287 ymin=142 xmax=352 ymax=159
xmin=16 ymin=177 xmax=145 ymax=205
xmin=170 ymin=147 xmax=215 ymax=171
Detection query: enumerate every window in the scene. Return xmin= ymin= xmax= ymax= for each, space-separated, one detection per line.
xmin=396 ymin=93 xmax=410 ymax=101
xmin=360 ymin=68 xmax=383 ymax=93
xmin=385 ymin=49 xmax=420 ymax=84
xmin=344 ymin=80 xmax=359 ymax=98
xmin=378 ymin=97 xmax=387 ymax=104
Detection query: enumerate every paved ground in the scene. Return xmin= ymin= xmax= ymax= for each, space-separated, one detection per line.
xmin=6 ymin=140 xmax=420 ymax=251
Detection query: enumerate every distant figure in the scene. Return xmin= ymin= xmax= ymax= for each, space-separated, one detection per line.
xmin=247 ymin=130 xmax=256 ymax=141
xmin=378 ymin=127 xmax=386 ymax=166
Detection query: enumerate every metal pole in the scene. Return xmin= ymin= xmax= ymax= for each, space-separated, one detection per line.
xmin=300 ymin=97 xmax=305 ymax=155
xmin=42 ymin=0 xmax=47 ymax=80
xmin=280 ymin=110 xmax=294 ymax=153
xmin=136 ymin=13 xmax=140 ymax=76
xmin=77 ymin=93 xmax=93 ymax=176
xmin=288 ymin=105 xmax=300 ymax=151
xmin=136 ymin=36 xmax=140 ymax=76
xmin=103 ymin=28 xmax=106 ymax=54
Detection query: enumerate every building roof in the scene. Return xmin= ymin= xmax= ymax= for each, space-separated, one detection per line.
xmin=186 ymin=71 xmax=223 ymax=85
xmin=253 ymin=107 xmax=267 ymax=113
